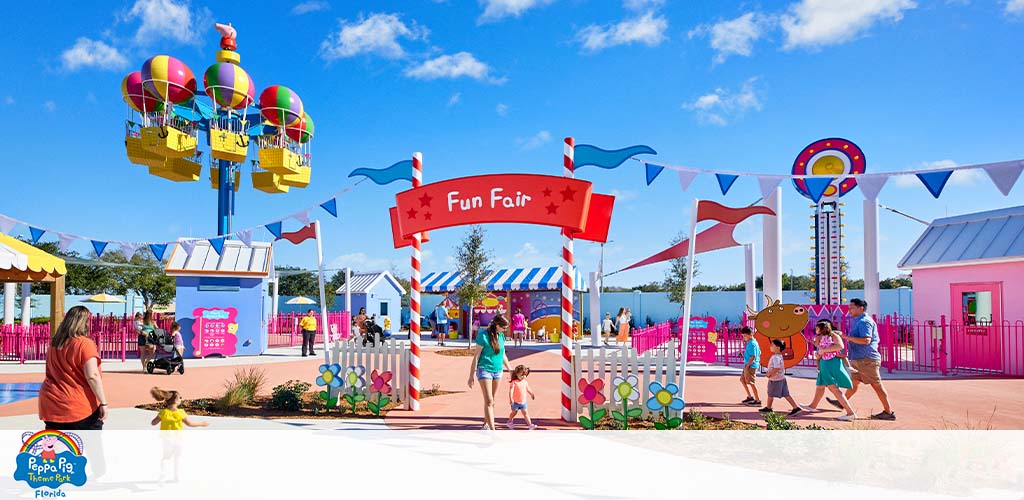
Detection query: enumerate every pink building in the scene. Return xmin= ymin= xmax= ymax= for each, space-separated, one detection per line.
xmin=898 ymin=205 xmax=1024 ymax=374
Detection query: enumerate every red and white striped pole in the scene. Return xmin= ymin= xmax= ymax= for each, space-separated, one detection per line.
xmin=408 ymin=152 xmax=423 ymax=411
xmin=560 ymin=137 xmax=575 ymax=422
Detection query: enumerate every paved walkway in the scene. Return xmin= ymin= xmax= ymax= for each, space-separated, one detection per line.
xmin=3 ymin=343 xmax=1023 ymax=430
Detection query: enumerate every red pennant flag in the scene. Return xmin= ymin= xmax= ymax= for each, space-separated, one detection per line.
xmin=616 ymin=223 xmax=741 ymax=272
xmin=279 ymin=223 xmax=316 ymax=245
xmin=697 ymin=200 xmax=775 ymax=224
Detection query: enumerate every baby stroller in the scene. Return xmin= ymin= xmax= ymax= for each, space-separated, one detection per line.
xmin=147 ymin=328 xmax=185 ymax=375
xmin=361 ymin=317 xmax=388 ymax=347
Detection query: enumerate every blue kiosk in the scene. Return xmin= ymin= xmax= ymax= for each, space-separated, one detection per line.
xmin=164 ymin=239 xmax=273 ymax=358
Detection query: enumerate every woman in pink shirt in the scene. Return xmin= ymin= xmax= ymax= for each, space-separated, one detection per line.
xmin=511 ymin=308 xmax=527 ymax=347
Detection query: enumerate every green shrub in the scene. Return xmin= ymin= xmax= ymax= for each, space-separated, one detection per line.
xmin=232 ymin=366 xmax=267 ymax=402
xmin=270 ymin=380 xmax=311 ymax=411
xmin=686 ymin=409 xmax=711 ymax=430
xmin=763 ymin=411 xmax=799 ymax=430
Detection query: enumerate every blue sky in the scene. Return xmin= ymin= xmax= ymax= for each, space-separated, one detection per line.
xmin=1 ymin=0 xmax=1023 ymax=288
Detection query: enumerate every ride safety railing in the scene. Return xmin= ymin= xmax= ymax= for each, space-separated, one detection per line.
xmin=0 ymin=314 xmax=173 ymax=364
xmin=267 ymin=311 xmax=351 ymax=348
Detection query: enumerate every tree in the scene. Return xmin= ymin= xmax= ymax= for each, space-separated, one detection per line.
xmin=663 ymin=232 xmax=700 ymax=312
xmin=103 ymin=253 xmax=175 ymax=311
xmin=274 ymin=266 xmax=338 ymax=308
xmin=632 ymin=281 xmax=665 ymax=292
xmin=24 ymin=241 xmax=114 ymax=295
xmin=880 ymin=276 xmax=912 ymax=289
xmin=454 ymin=226 xmax=492 ymax=345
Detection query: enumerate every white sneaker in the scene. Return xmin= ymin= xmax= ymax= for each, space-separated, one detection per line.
xmin=837 ymin=414 xmax=857 ymax=422
xmin=481 ymin=424 xmax=490 ymax=430
xmin=528 ymin=424 xmax=538 ymax=430
xmin=506 ymin=422 xmax=515 ymax=430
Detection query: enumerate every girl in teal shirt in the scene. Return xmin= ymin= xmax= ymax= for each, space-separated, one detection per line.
xmin=468 ymin=314 xmax=512 ymax=430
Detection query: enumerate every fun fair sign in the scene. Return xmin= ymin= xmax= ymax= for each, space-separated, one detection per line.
xmin=389 ymin=174 xmax=614 ymax=245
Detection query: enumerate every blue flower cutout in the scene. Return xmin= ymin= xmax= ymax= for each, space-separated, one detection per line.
xmin=316 ymin=363 xmax=343 ymax=388
xmin=646 ymin=381 xmax=685 ymax=412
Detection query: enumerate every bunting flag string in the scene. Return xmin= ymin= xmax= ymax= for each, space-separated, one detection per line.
xmin=0 ymin=178 xmax=366 ymax=262
xmin=634 ymin=158 xmax=1023 ymax=201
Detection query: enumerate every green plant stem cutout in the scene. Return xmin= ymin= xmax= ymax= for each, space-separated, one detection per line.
xmin=318 ymin=390 xmax=338 ymax=409
xmin=342 ymin=386 xmax=365 ymax=414
xmin=367 ymin=392 xmax=391 ymax=417
xmin=611 ymin=375 xmax=641 ymax=430
xmin=579 ymin=401 xmax=608 ymax=430
xmin=646 ymin=382 xmax=685 ymax=430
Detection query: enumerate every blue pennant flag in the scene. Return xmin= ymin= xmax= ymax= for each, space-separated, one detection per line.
xmin=265 ymin=222 xmax=283 ymax=239
xmin=716 ymin=174 xmax=739 ymax=195
xmin=320 ymin=198 xmax=338 ymax=217
xmin=348 ymin=160 xmax=414 ymax=185
xmin=91 ymin=240 xmax=108 ymax=258
xmin=150 ymin=243 xmax=168 ymax=261
xmin=209 ymin=237 xmax=226 ymax=255
xmin=917 ymin=170 xmax=954 ymax=198
xmin=645 ymin=163 xmax=665 ymax=185
xmin=804 ymin=177 xmax=834 ymax=203
xmin=575 ymin=144 xmax=657 ymax=170
xmin=29 ymin=227 xmax=45 ymax=244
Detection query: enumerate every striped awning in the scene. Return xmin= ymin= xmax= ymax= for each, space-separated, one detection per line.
xmin=421 ymin=266 xmax=588 ymax=293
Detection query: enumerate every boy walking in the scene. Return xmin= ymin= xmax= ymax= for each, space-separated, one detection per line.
xmin=759 ymin=339 xmax=804 ymax=416
xmin=740 ymin=327 xmax=761 ymax=406
xmin=601 ymin=313 xmax=614 ymax=346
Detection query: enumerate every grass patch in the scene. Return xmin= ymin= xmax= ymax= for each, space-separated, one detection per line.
xmin=588 ymin=408 xmax=760 ymax=430
xmin=214 ymin=366 xmax=267 ymax=411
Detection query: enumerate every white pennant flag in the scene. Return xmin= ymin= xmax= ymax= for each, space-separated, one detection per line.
xmin=237 ymin=229 xmax=254 ymax=247
xmin=58 ymin=233 xmax=77 ymax=252
xmin=677 ymin=170 xmax=698 ymax=192
xmin=757 ymin=176 xmax=784 ymax=200
xmin=982 ymin=161 xmax=1024 ymax=196
xmin=857 ymin=174 xmax=889 ymax=200
xmin=119 ymin=242 xmax=141 ymax=260
xmin=0 ymin=215 xmax=17 ymax=235
xmin=180 ymin=239 xmax=198 ymax=256
xmin=293 ymin=210 xmax=311 ymax=225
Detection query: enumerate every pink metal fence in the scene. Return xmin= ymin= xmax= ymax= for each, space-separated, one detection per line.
xmin=266 ymin=311 xmax=351 ymax=348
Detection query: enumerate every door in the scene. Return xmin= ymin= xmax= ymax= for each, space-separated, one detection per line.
xmin=949 ymin=282 xmax=1002 ymax=372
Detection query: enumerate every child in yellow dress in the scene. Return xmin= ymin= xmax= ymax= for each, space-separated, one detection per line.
xmin=150 ymin=387 xmax=209 ymax=430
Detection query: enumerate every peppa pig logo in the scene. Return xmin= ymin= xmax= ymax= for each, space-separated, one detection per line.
xmin=192 ymin=307 xmax=239 ymax=357
xmin=14 ymin=430 xmax=87 ymax=491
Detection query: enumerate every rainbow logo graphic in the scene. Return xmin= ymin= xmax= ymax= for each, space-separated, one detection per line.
xmin=14 ymin=430 xmax=88 ymax=490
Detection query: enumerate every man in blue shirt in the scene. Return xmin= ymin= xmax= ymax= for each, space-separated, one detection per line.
xmin=435 ymin=304 xmax=449 ymax=346
xmin=828 ymin=298 xmax=895 ymax=420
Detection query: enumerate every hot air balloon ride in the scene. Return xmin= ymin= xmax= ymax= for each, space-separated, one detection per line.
xmin=120 ymin=22 xmax=316 ymax=235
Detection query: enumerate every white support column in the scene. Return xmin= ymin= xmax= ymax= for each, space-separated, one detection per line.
xmin=744 ymin=243 xmax=756 ymax=314
xmin=589 ymin=272 xmax=601 ymax=347
xmin=864 ymin=198 xmax=881 ymax=313
xmin=762 ymin=186 xmax=782 ymax=301
xmin=271 ymin=276 xmax=279 ymax=318
xmin=345 ymin=267 xmax=352 ymax=313
xmin=20 ymin=283 xmax=31 ymax=326
xmin=3 ymin=283 xmax=16 ymax=326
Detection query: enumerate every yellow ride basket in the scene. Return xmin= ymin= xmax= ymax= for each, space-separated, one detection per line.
xmin=125 ymin=136 xmax=165 ymax=168
xmin=279 ymin=166 xmax=311 ymax=188
xmin=149 ymin=157 xmax=201 ymax=182
xmin=251 ymin=170 xmax=289 ymax=194
xmin=210 ymin=166 xmax=241 ymax=192
xmin=141 ymin=125 xmax=197 ymax=158
xmin=257 ymin=148 xmax=303 ymax=175
xmin=209 ymin=130 xmax=249 ymax=163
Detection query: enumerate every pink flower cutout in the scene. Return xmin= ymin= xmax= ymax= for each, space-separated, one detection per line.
xmin=577 ymin=378 xmax=606 ymax=405
xmin=369 ymin=369 xmax=393 ymax=395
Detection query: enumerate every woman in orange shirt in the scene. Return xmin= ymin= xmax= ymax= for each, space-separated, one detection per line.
xmin=38 ymin=306 xmax=109 ymax=430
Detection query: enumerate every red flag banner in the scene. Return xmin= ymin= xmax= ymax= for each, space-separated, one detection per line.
xmin=390 ymin=207 xmax=431 ymax=249
xmin=392 ymin=174 xmax=595 ymax=239
xmin=279 ymin=223 xmax=316 ymax=245
xmin=616 ymin=223 xmax=741 ymax=272
xmin=697 ymin=200 xmax=775 ymax=224
xmin=573 ymin=193 xmax=614 ymax=243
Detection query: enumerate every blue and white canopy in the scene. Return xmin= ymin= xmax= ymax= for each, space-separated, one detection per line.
xmin=421 ymin=266 xmax=588 ymax=293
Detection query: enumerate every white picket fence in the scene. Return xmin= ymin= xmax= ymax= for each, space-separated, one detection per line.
xmin=329 ymin=339 xmax=411 ymax=408
xmin=571 ymin=340 xmax=682 ymax=420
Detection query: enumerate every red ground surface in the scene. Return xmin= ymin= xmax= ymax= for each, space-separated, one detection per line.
xmin=3 ymin=348 xmax=1022 ymax=429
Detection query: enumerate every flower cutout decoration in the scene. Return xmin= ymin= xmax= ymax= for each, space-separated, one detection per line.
xmin=344 ymin=366 xmax=366 ymax=390
xmin=369 ymin=369 xmax=393 ymax=395
xmin=646 ymin=382 xmax=685 ymax=412
xmin=611 ymin=375 xmax=640 ymax=402
xmin=577 ymin=378 xmax=606 ymax=405
xmin=316 ymin=364 xmax=342 ymax=388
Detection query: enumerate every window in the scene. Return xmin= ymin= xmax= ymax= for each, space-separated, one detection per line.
xmin=380 ymin=302 xmax=388 ymax=316
xmin=961 ymin=291 xmax=992 ymax=326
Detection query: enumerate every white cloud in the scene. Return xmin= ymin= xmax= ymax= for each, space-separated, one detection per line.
xmin=689 ymin=13 xmax=770 ymax=64
xmin=514 ymin=242 xmax=540 ymax=259
xmin=330 ymin=252 xmax=399 ymax=273
xmin=577 ymin=11 xmax=668 ymax=52
xmin=518 ymin=130 xmax=552 ymax=150
xmin=3 ymin=96 xmax=14 ymax=105
xmin=292 ymin=1 xmax=329 ymax=15
xmin=478 ymin=0 xmax=554 ymax=24
xmin=682 ymin=77 xmax=762 ymax=126
xmin=608 ymin=189 xmax=638 ymax=202
xmin=404 ymin=52 xmax=504 ymax=83
xmin=496 ymin=103 xmax=509 ymax=116
xmin=1007 ymin=0 xmax=1024 ymax=14
xmin=60 ymin=37 xmax=128 ymax=71
xmin=624 ymin=0 xmax=664 ymax=10
xmin=781 ymin=0 xmax=916 ymax=50
xmin=126 ymin=0 xmax=206 ymax=45
xmin=447 ymin=92 xmax=461 ymax=106
xmin=44 ymin=101 xmax=57 ymax=112
xmin=320 ymin=13 xmax=428 ymax=60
